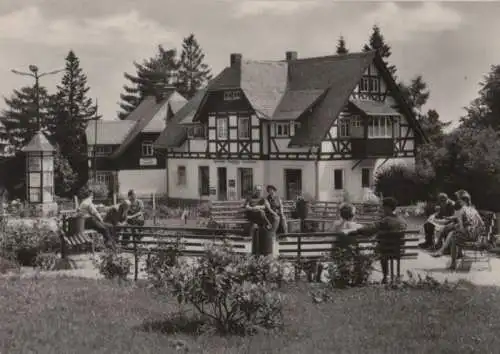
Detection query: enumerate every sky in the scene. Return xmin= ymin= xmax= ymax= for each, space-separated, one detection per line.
xmin=0 ymin=1 xmax=498 ymax=129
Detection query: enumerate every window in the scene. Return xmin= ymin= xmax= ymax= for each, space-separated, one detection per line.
xmin=359 ymin=77 xmax=370 ymax=92
xmin=141 ymin=141 xmax=154 ymax=156
xmin=338 ymin=119 xmax=350 ymax=138
xmin=216 ymin=117 xmax=228 ymax=139
xmin=368 ymin=116 xmax=393 ymax=138
xmin=177 ymin=166 xmax=187 ymax=186
xmin=275 ymin=123 xmax=290 ymax=137
xmin=351 ymin=116 xmax=362 ymax=128
xmin=93 ymin=171 xmax=113 ymax=185
xmin=223 ymin=90 xmax=241 ymax=101
xmin=370 ymin=77 xmax=379 ymax=92
xmin=290 ymin=122 xmax=301 ymax=136
xmin=238 ymin=117 xmax=250 ymax=139
xmin=361 ymin=168 xmax=371 ymax=188
xmin=334 ymin=169 xmax=343 ymax=190
xmin=89 ymin=145 xmax=113 ymax=157
xmin=187 ymin=124 xmax=206 ymax=139
xmin=198 ymin=166 xmax=210 ymax=196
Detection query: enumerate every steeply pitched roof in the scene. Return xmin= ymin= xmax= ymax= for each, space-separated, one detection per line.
xmin=350 ymin=99 xmax=400 ymax=116
xmin=156 ymin=50 xmax=425 ymax=149
xmin=110 ymin=92 xmax=187 ymax=159
xmin=21 ymin=131 xmax=55 ymax=152
xmin=86 ymin=120 xmax=135 ymax=145
xmin=289 ymin=52 xmax=376 ymax=147
xmin=154 ymin=88 xmax=208 ymax=149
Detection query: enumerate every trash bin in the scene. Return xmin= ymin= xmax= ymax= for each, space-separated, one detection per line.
xmin=68 ymin=214 xmax=85 ymax=236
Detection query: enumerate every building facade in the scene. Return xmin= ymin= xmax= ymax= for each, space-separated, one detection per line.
xmin=155 ymin=51 xmax=426 ymax=202
xmin=86 ymin=92 xmax=187 ymax=196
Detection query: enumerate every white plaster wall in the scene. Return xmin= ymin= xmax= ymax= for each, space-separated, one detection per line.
xmin=264 ymin=160 xmax=316 ymax=200
xmin=118 ymin=169 xmax=167 ymax=196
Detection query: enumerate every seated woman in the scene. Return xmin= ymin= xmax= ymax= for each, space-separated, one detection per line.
xmin=78 ymin=189 xmax=114 ymax=248
xmin=333 ymin=203 xmax=363 ymax=233
xmin=432 ymin=190 xmax=485 ymax=269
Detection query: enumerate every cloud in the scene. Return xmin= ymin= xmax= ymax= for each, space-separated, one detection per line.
xmin=362 ymin=2 xmax=463 ymax=41
xmin=0 ymin=6 xmax=179 ymax=47
xmin=232 ymin=0 xmax=321 ymax=18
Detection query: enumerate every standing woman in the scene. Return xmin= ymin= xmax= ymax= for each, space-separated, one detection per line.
xmin=266 ymin=185 xmax=287 ymax=235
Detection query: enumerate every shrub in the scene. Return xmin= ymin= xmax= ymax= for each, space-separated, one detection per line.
xmin=144 ymin=238 xmax=185 ymax=286
xmin=1 ymin=219 xmax=60 ymax=266
xmin=198 ymin=202 xmax=211 ymax=218
xmin=326 ymin=243 xmax=375 ymax=289
xmin=150 ymin=242 xmax=285 ymax=334
xmin=96 ymin=251 xmax=132 ymax=280
xmin=374 ymin=164 xmax=435 ymax=205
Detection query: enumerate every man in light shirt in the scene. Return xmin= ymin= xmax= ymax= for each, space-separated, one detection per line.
xmin=78 ymin=189 xmax=114 ymax=248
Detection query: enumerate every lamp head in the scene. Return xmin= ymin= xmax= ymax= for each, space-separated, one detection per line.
xmin=28 ymin=65 xmax=38 ymax=74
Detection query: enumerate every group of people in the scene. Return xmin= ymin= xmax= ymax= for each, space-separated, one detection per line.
xmin=77 ymin=188 xmax=145 ymax=247
xmin=420 ymin=190 xmax=486 ymax=270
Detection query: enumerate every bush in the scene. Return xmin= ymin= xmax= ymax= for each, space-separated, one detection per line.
xmin=1 ymin=219 xmax=60 ymax=266
xmin=149 ymin=242 xmax=285 ymax=334
xmin=144 ymin=238 xmax=185 ymax=285
xmin=96 ymin=251 xmax=132 ymax=280
xmin=326 ymin=243 xmax=375 ymax=289
xmin=374 ymin=164 xmax=435 ymax=205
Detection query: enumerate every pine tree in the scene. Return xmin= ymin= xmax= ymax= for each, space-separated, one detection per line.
xmin=1 ymin=85 xmax=51 ymax=151
xmin=49 ymin=50 xmax=98 ymax=190
xmin=177 ymin=34 xmax=212 ymax=99
xmin=363 ymin=25 xmax=397 ymax=77
xmin=336 ymin=36 xmax=348 ymax=55
xmin=118 ymin=46 xmax=179 ymax=119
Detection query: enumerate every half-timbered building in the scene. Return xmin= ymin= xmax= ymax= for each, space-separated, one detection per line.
xmin=154 ymin=51 xmax=426 ymax=202
xmin=86 ymin=91 xmax=187 ymax=195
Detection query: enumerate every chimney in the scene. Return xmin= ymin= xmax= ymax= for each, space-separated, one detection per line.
xmin=286 ymin=51 xmax=298 ymax=61
xmin=230 ymin=53 xmax=242 ymax=67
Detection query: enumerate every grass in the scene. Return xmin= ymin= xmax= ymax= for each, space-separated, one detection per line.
xmin=1 ymin=276 xmax=500 ymax=353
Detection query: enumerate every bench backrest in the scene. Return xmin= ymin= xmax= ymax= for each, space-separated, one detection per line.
xmin=478 ymin=210 xmax=496 ymax=243
xmin=278 ymin=229 xmax=419 ymax=259
xmin=210 ymin=200 xmax=381 ymax=221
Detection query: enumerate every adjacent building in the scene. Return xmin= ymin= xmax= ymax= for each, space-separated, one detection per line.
xmin=154 ymin=51 xmax=426 ymax=202
xmin=86 ymin=91 xmax=187 ymax=196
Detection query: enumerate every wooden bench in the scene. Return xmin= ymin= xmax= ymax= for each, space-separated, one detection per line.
xmin=209 ymin=200 xmax=301 ymax=231
xmin=59 ymin=210 xmax=102 ymax=259
xmin=278 ymin=229 xmax=420 ymax=282
xmin=115 ymin=225 xmax=249 ymax=280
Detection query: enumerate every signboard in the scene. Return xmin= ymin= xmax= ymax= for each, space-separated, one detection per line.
xmin=139 ymin=157 xmax=157 ymax=166
xmin=228 ymin=179 xmax=236 ymax=188
xmin=209 ymin=187 xmax=217 ymax=195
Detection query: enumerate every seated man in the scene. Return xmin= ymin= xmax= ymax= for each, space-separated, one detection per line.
xmin=103 ymin=194 xmax=130 ymax=227
xmin=126 ymin=189 xmax=145 ymax=226
xmin=78 ymin=189 xmax=114 ymax=248
xmin=243 ymin=185 xmax=275 ymax=231
xmin=419 ymin=193 xmax=456 ymax=250
xmin=347 ymin=197 xmax=407 ymax=284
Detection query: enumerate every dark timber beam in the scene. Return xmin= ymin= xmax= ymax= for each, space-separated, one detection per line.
xmin=351 ymin=159 xmax=364 ymax=170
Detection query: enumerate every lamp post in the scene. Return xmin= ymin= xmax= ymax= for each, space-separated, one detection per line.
xmin=13 ymin=65 xmax=63 ymax=215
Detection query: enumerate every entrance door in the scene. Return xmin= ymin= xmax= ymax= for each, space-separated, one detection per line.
xmin=284 ymin=169 xmax=302 ymax=200
xmin=217 ymin=167 xmax=227 ymax=200
xmin=238 ymin=168 xmax=253 ymax=199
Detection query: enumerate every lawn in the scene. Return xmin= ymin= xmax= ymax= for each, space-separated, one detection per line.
xmin=1 ymin=276 xmax=499 ymax=353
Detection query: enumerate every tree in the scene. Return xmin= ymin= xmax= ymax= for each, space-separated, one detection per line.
xmin=118 ymin=45 xmax=179 ymax=119
xmin=49 ymin=50 xmax=98 ymax=190
xmin=399 ymin=75 xmax=450 ymax=144
xmin=1 ymin=86 xmax=51 ymax=151
xmin=363 ymin=25 xmax=397 ymax=77
xmin=461 ymin=65 xmax=500 ymax=130
xmin=177 ymin=34 xmax=212 ymax=99
xmin=336 ymin=36 xmax=348 ymax=55
xmin=420 ymin=126 xmax=500 ymax=211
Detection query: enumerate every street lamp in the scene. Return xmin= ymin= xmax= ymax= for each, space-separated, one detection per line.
xmin=12 ymin=65 xmax=63 ymax=215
